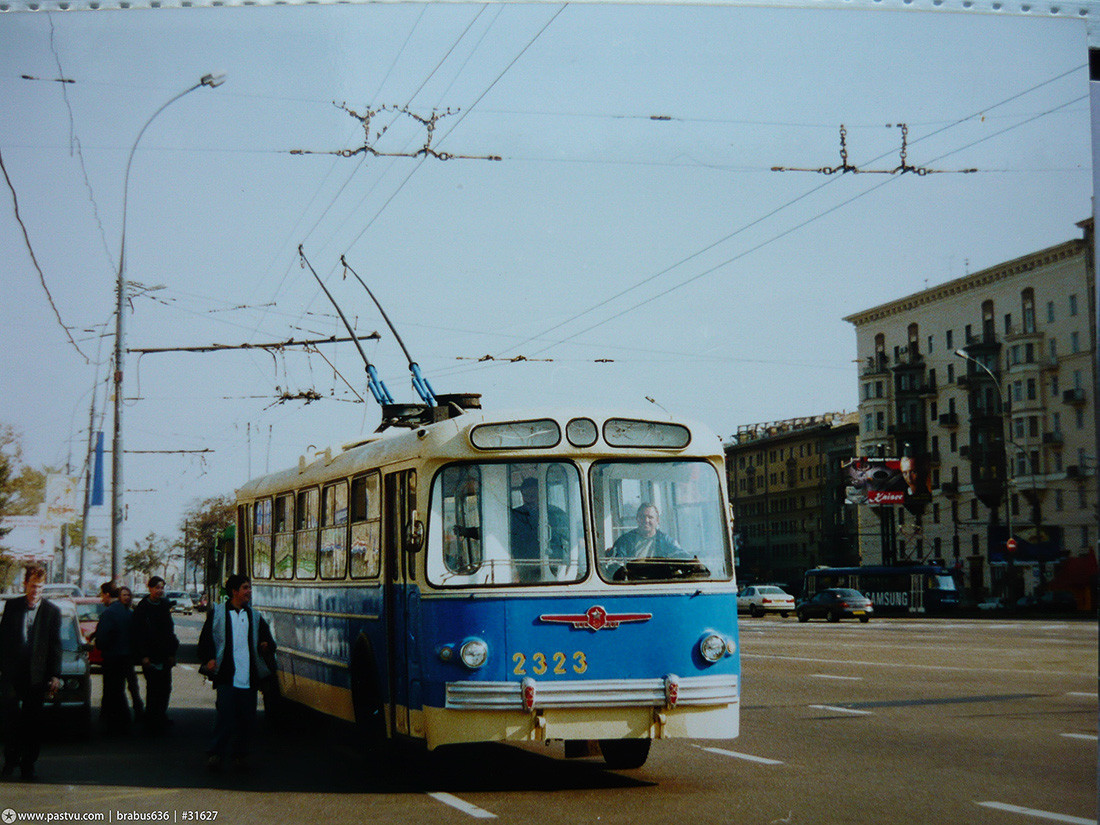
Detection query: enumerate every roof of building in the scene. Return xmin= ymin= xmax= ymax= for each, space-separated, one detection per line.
xmin=842 ymin=234 xmax=1088 ymax=327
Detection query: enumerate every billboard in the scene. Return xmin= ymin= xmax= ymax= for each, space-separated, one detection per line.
xmin=845 ymin=456 xmax=931 ymax=507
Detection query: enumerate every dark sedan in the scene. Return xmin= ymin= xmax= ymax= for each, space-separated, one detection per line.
xmin=796 ymin=588 xmax=873 ymax=623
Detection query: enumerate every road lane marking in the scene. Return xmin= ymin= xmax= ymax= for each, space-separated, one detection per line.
xmin=1060 ymin=733 xmax=1098 ymax=741
xmin=695 ymin=745 xmax=784 ymax=765
xmin=1066 ymin=692 xmax=1098 ymax=699
xmin=428 ymin=792 xmax=497 ymax=819
xmin=809 ymin=704 xmax=873 ymax=716
xmin=975 ymin=801 xmax=1097 ymax=824
xmin=811 ymin=674 xmax=862 ymax=681
xmin=742 ymin=652 xmax=1089 ymax=679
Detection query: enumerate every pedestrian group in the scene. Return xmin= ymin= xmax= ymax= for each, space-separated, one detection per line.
xmin=0 ymin=567 xmax=275 ymax=782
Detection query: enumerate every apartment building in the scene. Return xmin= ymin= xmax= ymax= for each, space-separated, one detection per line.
xmin=844 ymin=221 xmax=1097 ymax=601
xmin=725 ymin=413 xmax=858 ymax=591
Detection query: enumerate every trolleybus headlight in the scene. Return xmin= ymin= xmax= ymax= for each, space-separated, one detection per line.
xmin=459 ymin=638 xmax=489 ymax=669
xmin=699 ymin=633 xmax=726 ymax=663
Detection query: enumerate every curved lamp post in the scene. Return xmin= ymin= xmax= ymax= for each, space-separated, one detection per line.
xmin=111 ymin=73 xmax=226 ymax=583
xmin=954 ymin=348 xmax=1014 ymax=554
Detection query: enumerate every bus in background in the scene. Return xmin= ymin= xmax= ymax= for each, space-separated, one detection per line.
xmin=230 ymin=401 xmax=740 ymax=769
xmin=802 ymin=565 xmax=960 ymax=615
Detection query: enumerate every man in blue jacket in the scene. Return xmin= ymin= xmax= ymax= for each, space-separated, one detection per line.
xmin=95 ymin=583 xmax=135 ymax=733
xmin=197 ymin=574 xmax=275 ymax=772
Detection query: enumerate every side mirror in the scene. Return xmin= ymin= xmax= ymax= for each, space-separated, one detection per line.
xmin=406 ymin=511 xmax=425 ymax=553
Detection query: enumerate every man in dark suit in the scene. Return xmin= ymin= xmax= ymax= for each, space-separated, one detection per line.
xmin=0 ymin=565 xmax=62 ymax=781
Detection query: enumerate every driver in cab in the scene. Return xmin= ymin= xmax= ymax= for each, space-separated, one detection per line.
xmin=608 ymin=504 xmax=685 ymax=561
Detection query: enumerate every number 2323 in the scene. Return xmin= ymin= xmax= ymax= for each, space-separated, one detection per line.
xmin=513 ymin=651 xmax=588 ymax=675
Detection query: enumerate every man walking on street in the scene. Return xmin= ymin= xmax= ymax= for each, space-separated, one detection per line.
xmin=95 ymin=582 xmax=134 ymax=733
xmin=133 ymin=576 xmax=178 ymax=734
xmin=0 ymin=565 xmax=62 ymax=781
xmin=117 ymin=586 xmax=144 ymax=720
xmin=197 ymin=574 xmax=275 ymax=772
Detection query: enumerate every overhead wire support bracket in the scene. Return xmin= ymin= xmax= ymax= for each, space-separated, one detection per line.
xmin=298 ymin=245 xmax=395 ymax=406
xmin=341 ymin=255 xmax=436 ymax=406
xmin=771 ymin=123 xmax=978 ymax=176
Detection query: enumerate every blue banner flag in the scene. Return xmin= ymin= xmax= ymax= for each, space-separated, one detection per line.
xmin=91 ymin=431 xmax=104 ymax=506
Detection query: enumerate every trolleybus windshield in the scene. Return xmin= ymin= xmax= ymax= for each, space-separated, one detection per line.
xmin=594 ymin=460 xmax=731 ymax=583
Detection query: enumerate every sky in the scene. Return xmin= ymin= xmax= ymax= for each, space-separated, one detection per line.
xmin=0 ymin=2 xmax=1092 ymax=567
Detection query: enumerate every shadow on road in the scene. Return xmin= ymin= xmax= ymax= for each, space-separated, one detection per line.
xmin=34 ymin=701 xmax=651 ymax=795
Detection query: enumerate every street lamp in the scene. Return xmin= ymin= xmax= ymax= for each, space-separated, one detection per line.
xmin=954 ymin=348 xmax=1013 ymax=551
xmin=111 ymin=73 xmax=226 ymax=583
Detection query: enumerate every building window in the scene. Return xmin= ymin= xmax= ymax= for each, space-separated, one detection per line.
xmin=932 ymin=503 xmax=940 ymax=524
xmin=947 ymin=363 xmax=955 ymax=383
xmin=1050 ymin=339 xmax=1057 ymax=360
xmin=1047 ymin=301 xmax=1056 ymax=323
xmin=1055 ymin=489 xmax=1064 ymax=511
xmin=945 ymin=329 xmax=953 ymax=349
xmin=928 ymin=334 xmax=934 ymax=353
xmin=1021 ymin=288 xmax=1035 ymax=333
xmin=1071 ymin=331 xmax=1080 ymax=353
xmin=1069 ymin=294 xmax=1078 ymax=317
xmin=1004 ymin=313 xmax=1012 ymax=334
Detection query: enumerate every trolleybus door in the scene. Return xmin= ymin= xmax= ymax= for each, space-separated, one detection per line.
xmin=384 ymin=469 xmax=419 ymax=737
xmin=910 ymin=573 xmax=924 ymax=614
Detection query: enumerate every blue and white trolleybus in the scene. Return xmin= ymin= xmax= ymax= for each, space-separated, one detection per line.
xmin=231 ymin=402 xmax=740 ymax=768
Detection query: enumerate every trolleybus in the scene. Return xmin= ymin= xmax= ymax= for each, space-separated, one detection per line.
xmin=802 ymin=564 xmax=960 ymax=615
xmin=230 ymin=401 xmax=740 ymax=768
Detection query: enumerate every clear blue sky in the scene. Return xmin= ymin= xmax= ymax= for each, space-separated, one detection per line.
xmin=0 ymin=3 xmax=1091 ymax=559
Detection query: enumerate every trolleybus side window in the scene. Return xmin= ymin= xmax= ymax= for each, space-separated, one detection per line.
xmin=427 ymin=461 xmax=586 ymax=587
xmin=319 ymin=480 xmax=348 ymax=579
xmin=350 ymin=471 xmax=382 ymax=579
xmin=593 ymin=460 xmax=731 ymax=583
xmin=253 ymin=499 xmax=273 ymax=580
xmin=292 ymin=487 xmax=318 ymax=580
xmin=274 ymin=493 xmax=295 ymax=581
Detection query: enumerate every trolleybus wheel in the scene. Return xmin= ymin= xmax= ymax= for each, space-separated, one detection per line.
xmin=599 ymin=739 xmax=651 ymax=769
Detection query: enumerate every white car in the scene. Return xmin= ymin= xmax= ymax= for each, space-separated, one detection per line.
xmin=737 ymin=585 xmax=795 ymax=617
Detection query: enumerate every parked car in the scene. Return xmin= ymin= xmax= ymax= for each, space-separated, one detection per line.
xmin=50 ymin=599 xmax=93 ymax=734
xmin=41 ymin=583 xmax=84 ymax=599
xmin=72 ymin=597 xmax=107 ymax=672
xmin=737 ymin=584 xmax=795 ymax=617
xmin=166 ymin=590 xmax=193 ymax=614
xmin=796 ymin=588 xmax=873 ymax=623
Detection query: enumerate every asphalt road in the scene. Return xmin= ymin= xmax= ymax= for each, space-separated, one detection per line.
xmin=0 ymin=614 xmax=1094 ymax=825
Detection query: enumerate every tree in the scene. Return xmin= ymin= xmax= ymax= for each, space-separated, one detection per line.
xmin=0 ymin=425 xmax=53 ymax=589
xmin=179 ymin=494 xmax=235 ymax=592
xmin=124 ymin=532 xmax=169 ymax=584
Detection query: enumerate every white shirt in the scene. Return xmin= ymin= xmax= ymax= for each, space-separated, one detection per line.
xmin=228 ymin=608 xmax=251 ymax=689
xmin=23 ymin=599 xmax=40 ymax=643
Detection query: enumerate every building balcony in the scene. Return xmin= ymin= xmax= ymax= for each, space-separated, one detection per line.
xmin=1042 ymin=431 xmax=1064 ymax=447
xmin=938 ymin=412 xmax=959 ymax=428
xmin=861 ymin=356 xmax=890 ymax=377
xmin=940 ymin=481 xmax=959 ymax=497
xmin=1003 ymin=325 xmax=1044 ymax=342
xmin=1063 ymin=388 xmax=1087 ymax=405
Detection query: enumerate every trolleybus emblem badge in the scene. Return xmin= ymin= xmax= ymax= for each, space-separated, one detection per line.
xmin=539 ymin=605 xmax=652 ymax=631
